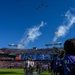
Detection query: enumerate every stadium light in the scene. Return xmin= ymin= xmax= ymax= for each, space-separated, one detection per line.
xmin=54 ymin=42 xmax=62 ymax=47
xmin=45 ymin=44 xmax=53 ymax=48
xmin=8 ymin=44 xmax=18 ymax=47
xmin=45 ymin=42 xmax=62 ymax=48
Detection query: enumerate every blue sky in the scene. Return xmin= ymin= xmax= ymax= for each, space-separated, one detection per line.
xmin=0 ymin=0 xmax=75 ymax=49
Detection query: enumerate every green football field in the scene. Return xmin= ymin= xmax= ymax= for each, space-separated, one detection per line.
xmin=0 ymin=68 xmax=51 ymax=75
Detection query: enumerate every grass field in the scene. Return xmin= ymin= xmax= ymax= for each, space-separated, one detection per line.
xmin=0 ymin=68 xmax=51 ymax=75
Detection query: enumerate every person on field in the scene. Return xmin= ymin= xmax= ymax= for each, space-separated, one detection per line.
xmin=24 ymin=58 xmax=31 ymax=75
xmin=30 ymin=59 xmax=34 ymax=75
xmin=53 ymin=50 xmax=64 ymax=75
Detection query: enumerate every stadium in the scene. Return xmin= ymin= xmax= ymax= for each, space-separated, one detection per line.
xmin=0 ymin=0 xmax=75 ymax=75
xmin=0 ymin=45 xmax=63 ymax=75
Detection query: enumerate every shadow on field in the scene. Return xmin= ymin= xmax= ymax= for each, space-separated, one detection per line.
xmin=41 ymin=74 xmax=49 ymax=75
xmin=41 ymin=74 xmax=48 ymax=75
xmin=0 ymin=72 xmax=23 ymax=74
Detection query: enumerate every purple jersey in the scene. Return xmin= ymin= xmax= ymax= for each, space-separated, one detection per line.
xmin=63 ymin=54 xmax=75 ymax=75
xmin=53 ymin=57 xmax=63 ymax=71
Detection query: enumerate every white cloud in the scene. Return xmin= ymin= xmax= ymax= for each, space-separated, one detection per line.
xmin=53 ymin=10 xmax=75 ymax=42
xmin=17 ymin=21 xmax=46 ymax=49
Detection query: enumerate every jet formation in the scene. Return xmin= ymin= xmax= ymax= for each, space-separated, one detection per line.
xmin=36 ymin=3 xmax=48 ymax=10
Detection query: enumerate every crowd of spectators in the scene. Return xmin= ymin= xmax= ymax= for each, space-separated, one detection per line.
xmin=0 ymin=47 xmax=63 ymax=54
xmin=0 ymin=61 xmax=24 ymax=68
xmin=0 ymin=47 xmax=63 ymax=69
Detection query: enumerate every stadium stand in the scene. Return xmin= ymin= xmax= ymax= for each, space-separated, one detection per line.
xmin=0 ymin=47 xmax=63 ymax=68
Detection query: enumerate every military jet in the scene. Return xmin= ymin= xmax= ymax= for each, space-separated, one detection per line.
xmin=45 ymin=5 xmax=48 ymax=7
xmin=41 ymin=4 xmax=44 ymax=6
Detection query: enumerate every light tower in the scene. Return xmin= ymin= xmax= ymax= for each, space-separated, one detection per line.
xmin=8 ymin=44 xmax=18 ymax=47
xmin=53 ymin=42 xmax=62 ymax=47
xmin=45 ymin=44 xmax=53 ymax=48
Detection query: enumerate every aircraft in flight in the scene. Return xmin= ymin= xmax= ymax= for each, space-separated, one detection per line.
xmin=36 ymin=3 xmax=48 ymax=10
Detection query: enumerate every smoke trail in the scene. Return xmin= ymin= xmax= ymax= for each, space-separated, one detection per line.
xmin=17 ymin=21 xmax=46 ymax=49
xmin=53 ymin=10 xmax=75 ymax=42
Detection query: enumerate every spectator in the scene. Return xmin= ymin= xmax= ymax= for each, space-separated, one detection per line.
xmin=63 ymin=38 xmax=75 ymax=75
